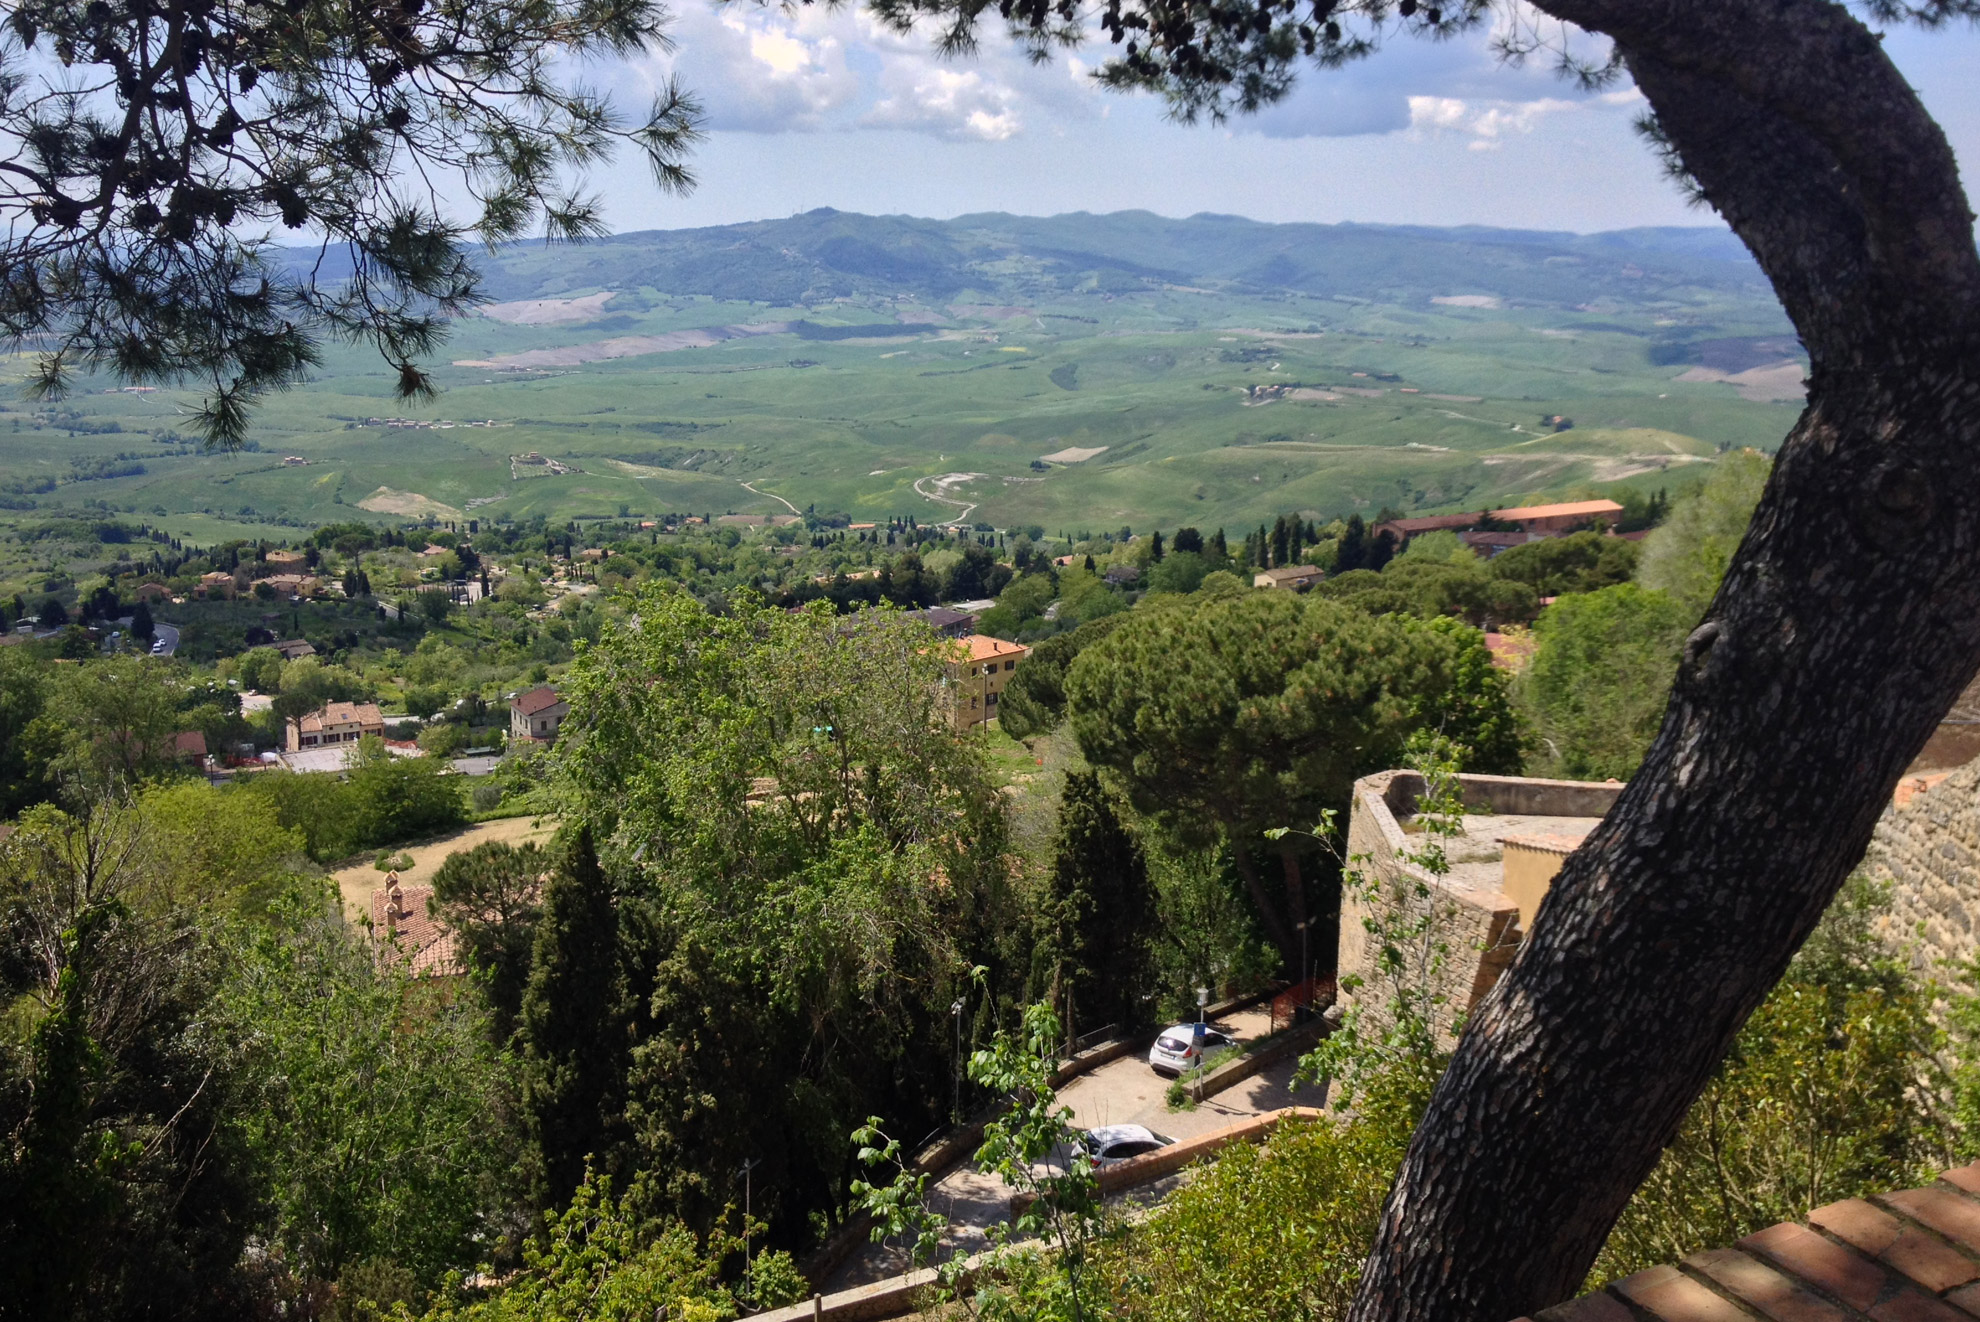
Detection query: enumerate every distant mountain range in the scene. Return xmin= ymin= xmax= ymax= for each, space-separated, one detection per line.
xmin=288 ymin=209 xmax=1776 ymax=314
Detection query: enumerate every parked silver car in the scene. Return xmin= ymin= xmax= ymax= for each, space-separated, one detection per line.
xmin=1147 ymin=1022 xmax=1234 ymax=1075
xmin=1078 ymin=1124 xmax=1177 ymax=1167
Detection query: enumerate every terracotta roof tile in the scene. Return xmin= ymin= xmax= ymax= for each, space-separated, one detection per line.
xmin=1684 ymin=1247 xmax=1849 ymax=1322
xmin=1811 ymin=1199 xmax=1980 ymax=1294
xmin=964 ymin=635 xmax=1026 ymax=662
xmin=1881 ymin=1187 xmax=1980 ymax=1258
xmin=512 ymin=685 xmax=563 ymax=715
xmin=1492 ymin=499 xmax=1625 ymax=521
xmin=1611 ymin=1263 xmax=1749 ymax=1322
xmin=1741 ymin=1221 xmax=1887 ymax=1312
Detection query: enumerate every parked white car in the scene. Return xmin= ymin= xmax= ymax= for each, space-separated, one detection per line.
xmin=1147 ymin=1022 xmax=1234 ymax=1075
xmin=1078 ymin=1124 xmax=1176 ymax=1167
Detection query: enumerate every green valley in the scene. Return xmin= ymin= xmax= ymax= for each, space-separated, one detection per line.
xmin=0 ymin=209 xmax=1801 ymax=541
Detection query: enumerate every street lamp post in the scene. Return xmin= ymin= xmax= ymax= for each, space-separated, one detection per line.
xmin=737 ymin=1157 xmax=761 ymax=1300
xmin=951 ymin=998 xmax=965 ymax=1123
xmin=1195 ymin=985 xmax=1209 ymax=1027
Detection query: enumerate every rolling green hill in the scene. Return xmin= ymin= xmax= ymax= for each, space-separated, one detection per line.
xmin=0 ymin=210 xmax=1801 ymax=543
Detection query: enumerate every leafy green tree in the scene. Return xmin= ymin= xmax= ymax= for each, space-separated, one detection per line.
xmin=406 ymin=1172 xmax=746 ymax=1322
xmin=518 ymin=828 xmax=632 ymax=1209
xmin=976 ymin=570 xmax=1058 ymax=638
xmin=1 ymin=0 xmax=700 ymax=444
xmin=343 ymin=738 xmax=467 ymax=848
xmin=38 ymin=596 xmax=67 ymax=628
xmin=997 ymin=615 xmax=1128 ymax=740
xmin=432 ymin=841 xmax=549 ymax=1044
xmin=218 ymin=883 xmax=522 ymax=1291
xmin=404 ymin=684 xmax=452 ymax=720
xmin=418 ymin=720 xmax=470 ymax=757
xmin=236 ymin=646 xmax=285 ymax=695
xmin=0 ymin=798 xmax=263 ymax=1322
xmin=1487 ymin=531 xmax=1638 ymax=598
xmin=38 ymin=655 xmax=192 ymax=792
xmin=1635 ymin=448 xmax=1772 ymax=620
xmin=855 ymin=1001 xmax=1104 ymax=1322
xmin=1040 ymin=773 xmax=1158 ymax=1038
xmin=556 ymin=589 xmax=1018 ymax=1237
xmin=0 ymin=648 xmax=51 ymax=816
xmin=1517 ymin=585 xmax=1694 ymax=781
xmin=1064 ymin=591 xmax=1468 ymax=966
xmin=1145 ymin=549 xmax=1212 ymax=595
xmin=1418 ymin=617 xmax=1525 ymax=775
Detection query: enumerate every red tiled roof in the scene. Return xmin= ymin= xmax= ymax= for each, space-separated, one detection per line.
xmin=511 ymin=685 xmax=563 ymax=715
xmin=1378 ymin=512 xmax=1479 ymax=535
xmin=1492 ymin=499 xmax=1625 ymax=522
xmin=297 ymin=701 xmax=383 ymax=734
xmin=963 ymin=635 xmax=1027 ymax=662
xmin=371 ymin=878 xmax=461 ymax=977
xmin=171 ymin=730 xmax=208 ymax=758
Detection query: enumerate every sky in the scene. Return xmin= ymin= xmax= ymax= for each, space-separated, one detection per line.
xmin=566 ymin=6 xmax=1980 ymax=236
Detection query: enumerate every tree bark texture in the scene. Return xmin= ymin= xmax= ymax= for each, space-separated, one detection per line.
xmin=1347 ymin=3 xmax=1980 ymax=1319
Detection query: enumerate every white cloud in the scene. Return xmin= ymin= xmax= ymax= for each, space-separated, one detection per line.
xmin=864 ymin=65 xmax=1024 ymax=140
xmin=632 ymin=5 xmax=860 ymax=133
xmin=1408 ymin=94 xmax=1578 ymax=149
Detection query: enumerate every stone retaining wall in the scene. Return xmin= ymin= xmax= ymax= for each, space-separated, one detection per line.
xmin=1862 ymin=756 xmax=1980 ymax=990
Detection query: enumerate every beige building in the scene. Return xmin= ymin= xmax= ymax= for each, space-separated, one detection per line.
xmin=288 ymin=700 xmax=386 ymax=752
xmin=1338 ymin=768 xmax=1618 ymax=1047
xmin=1254 ymin=565 xmax=1323 ymax=590
xmin=510 ymin=685 xmax=569 ymax=743
xmin=945 ymin=634 xmax=1028 ymax=732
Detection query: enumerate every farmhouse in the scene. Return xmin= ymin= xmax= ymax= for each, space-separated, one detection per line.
xmin=288 ymin=700 xmax=385 ymax=752
xmin=1253 ymin=565 xmax=1323 ymax=590
xmin=510 ymin=686 xmax=569 ymax=743
xmin=1375 ymin=499 xmax=1627 ymax=551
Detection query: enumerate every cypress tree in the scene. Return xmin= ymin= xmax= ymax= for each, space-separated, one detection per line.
xmin=1210 ymin=528 xmax=1227 ymax=559
xmin=1337 ymin=515 xmax=1368 ymax=573
xmin=1043 ymin=773 xmax=1158 ymax=1038
xmin=518 ymin=827 xmax=630 ymax=1208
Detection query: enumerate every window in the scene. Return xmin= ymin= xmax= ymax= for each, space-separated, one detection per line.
xmin=1005 ymin=660 xmax=1016 ymax=671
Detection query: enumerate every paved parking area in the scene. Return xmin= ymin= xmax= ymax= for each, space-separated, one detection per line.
xmin=826 ymin=1004 xmax=1323 ymax=1289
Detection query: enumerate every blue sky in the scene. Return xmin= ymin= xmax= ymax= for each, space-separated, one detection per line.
xmin=575 ymin=8 xmax=1980 ymax=235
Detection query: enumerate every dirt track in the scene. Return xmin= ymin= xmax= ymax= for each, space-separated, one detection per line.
xmin=333 ymin=814 xmax=558 ymax=919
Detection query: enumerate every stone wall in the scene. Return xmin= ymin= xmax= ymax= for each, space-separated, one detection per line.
xmin=1338 ymin=770 xmax=1620 ymax=1049
xmin=1862 ymin=755 xmax=1980 ymax=987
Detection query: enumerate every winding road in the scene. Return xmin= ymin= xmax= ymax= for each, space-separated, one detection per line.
xmin=739 ymin=480 xmax=801 ymax=516
xmin=913 ymin=472 xmax=984 ymax=526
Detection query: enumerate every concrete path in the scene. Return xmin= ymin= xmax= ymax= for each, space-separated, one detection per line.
xmin=826 ymin=1004 xmax=1322 ymax=1290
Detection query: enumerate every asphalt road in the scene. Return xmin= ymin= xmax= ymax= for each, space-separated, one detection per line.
xmin=151 ymin=622 xmax=180 ymax=656
xmin=827 ymin=1003 xmax=1319 ymax=1290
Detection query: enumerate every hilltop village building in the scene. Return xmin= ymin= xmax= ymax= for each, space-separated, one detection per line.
xmin=510 ymin=686 xmax=569 ymax=744
xmin=945 ymin=635 xmax=1028 ymax=733
xmin=1374 ymin=499 xmax=1626 ymax=554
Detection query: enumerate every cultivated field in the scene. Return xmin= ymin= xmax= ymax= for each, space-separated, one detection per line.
xmin=0 ymin=211 xmax=1803 ymax=539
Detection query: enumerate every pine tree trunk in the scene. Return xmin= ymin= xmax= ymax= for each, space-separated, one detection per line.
xmin=1346 ymin=2 xmax=1980 ymax=1317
